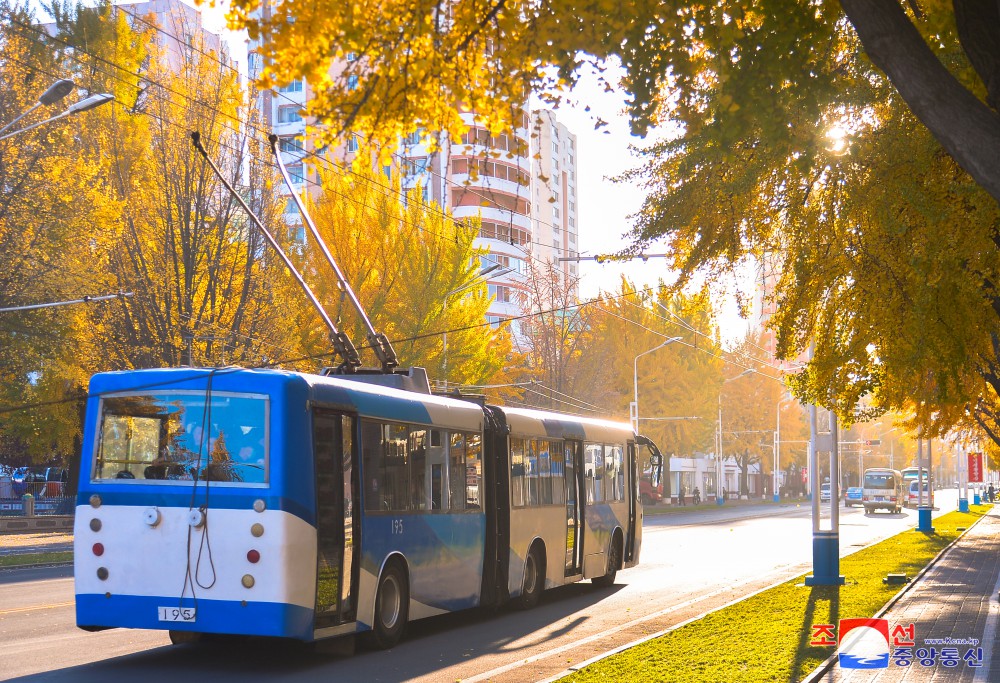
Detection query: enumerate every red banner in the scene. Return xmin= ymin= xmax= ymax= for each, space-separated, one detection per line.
xmin=969 ymin=453 xmax=984 ymax=483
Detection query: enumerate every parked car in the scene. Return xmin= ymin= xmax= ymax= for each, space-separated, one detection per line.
xmin=639 ymin=478 xmax=663 ymax=506
xmin=906 ymin=480 xmax=934 ymax=508
xmin=844 ymin=486 xmax=863 ymax=507
xmin=9 ymin=466 xmax=67 ymax=497
xmin=820 ymin=482 xmax=831 ymax=502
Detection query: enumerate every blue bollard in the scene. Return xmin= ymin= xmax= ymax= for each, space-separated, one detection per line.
xmin=805 ymin=531 xmax=846 ymax=586
xmin=974 ymin=492 xmax=981 ymax=505
xmin=917 ymin=507 xmax=934 ymax=533
xmin=959 ymin=498 xmax=970 ymax=513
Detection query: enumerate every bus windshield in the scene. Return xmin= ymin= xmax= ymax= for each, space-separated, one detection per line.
xmin=864 ymin=472 xmax=896 ymax=489
xmin=93 ymin=392 xmax=268 ymax=485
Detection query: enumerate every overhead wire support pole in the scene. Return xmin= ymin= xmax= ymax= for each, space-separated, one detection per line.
xmin=191 ymin=131 xmax=361 ymax=371
xmin=269 ymin=134 xmax=398 ymax=373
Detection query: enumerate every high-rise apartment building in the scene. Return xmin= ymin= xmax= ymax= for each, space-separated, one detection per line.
xmin=247 ymin=14 xmax=581 ymax=334
xmin=530 ymin=109 xmax=579 ymax=299
xmin=44 ymin=0 xmax=225 ymax=69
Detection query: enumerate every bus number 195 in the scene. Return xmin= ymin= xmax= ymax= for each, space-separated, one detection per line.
xmin=391 ymin=519 xmax=404 ymax=535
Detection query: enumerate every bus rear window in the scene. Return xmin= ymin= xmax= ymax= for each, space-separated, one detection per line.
xmin=94 ymin=392 xmax=268 ymax=485
xmin=864 ymin=473 xmax=895 ymax=489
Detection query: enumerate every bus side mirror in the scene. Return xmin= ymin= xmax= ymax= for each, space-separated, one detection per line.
xmin=649 ymin=453 xmax=663 ymax=486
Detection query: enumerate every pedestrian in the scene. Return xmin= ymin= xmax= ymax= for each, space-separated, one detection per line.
xmin=989 ymin=483 xmax=996 ymax=503
xmin=679 ymin=485 xmax=686 ymax=506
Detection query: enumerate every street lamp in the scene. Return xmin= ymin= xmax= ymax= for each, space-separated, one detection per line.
xmin=717 ymin=368 xmax=754 ymax=505
xmin=0 ymin=78 xmax=75 ymax=137
xmin=630 ymin=337 xmax=682 ymax=433
xmin=0 ymin=92 xmax=114 ymax=142
xmin=441 ymin=262 xmax=511 ymax=389
xmin=774 ymin=396 xmax=796 ymax=502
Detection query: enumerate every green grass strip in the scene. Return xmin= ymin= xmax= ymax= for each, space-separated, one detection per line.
xmin=560 ymin=505 xmax=992 ymax=683
xmin=0 ymin=551 xmax=73 ymax=568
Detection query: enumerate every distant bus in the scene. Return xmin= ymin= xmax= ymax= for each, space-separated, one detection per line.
xmin=901 ymin=466 xmax=927 ymax=482
xmin=862 ymin=468 xmax=903 ymax=514
xmin=74 ymin=368 xmax=664 ymax=649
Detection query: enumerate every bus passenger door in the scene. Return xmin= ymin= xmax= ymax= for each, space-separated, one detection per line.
xmin=313 ymin=409 xmax=358 ymax=630
xmin=564 ymin=441 xmax=584 ymax=576
xmin=625 ymin=442 xmax=638 ymax=562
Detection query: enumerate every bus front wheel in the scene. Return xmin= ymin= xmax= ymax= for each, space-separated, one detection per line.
xmin=593 ymin=534 xmax=621 ymax=588
xmin=517 ymin=546 xmax=545 ymax=610
xmin=371 ymin=562 xmax=409 ymax=649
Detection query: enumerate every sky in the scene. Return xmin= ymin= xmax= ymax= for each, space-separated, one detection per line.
xmin=61 ymin=0 xmax=752 ymax=342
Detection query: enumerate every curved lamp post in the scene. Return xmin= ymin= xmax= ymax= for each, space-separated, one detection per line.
xmin=0 ymin=92 xmax=114 ymax=142
xmin=630 ymin=336 xmax=682 ymax=433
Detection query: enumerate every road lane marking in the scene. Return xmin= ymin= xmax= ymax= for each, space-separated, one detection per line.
xmin=462 ymin=564 xmax=805 ymax=683
xmin=0 ymin=600 xmax=74 ymax=616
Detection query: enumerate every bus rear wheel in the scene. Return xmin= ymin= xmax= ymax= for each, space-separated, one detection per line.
xmin=593 ymin=534 xmax=621 ymax=588
xmin=168 ymin=630 xmax=203 ymax=645
xmin=517 ymin=547 xmax=545 ymax=610
xmin=371 ymin=562 xmax=408 ymax=649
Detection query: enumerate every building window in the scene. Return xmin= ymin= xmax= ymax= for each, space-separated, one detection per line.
xmin=277 ymin=80 xmax=303 ymax=93
xmin=287 ymin=164 xmax=305 ymax=184
xmin=346 ymin=51 xmax=357 ymax=61
xmin=487 ymin=284 xmax=512 ymax=303
xmin=404 ymin=128 xmax=422 ymax=146
xmin=347 ymin=74 xmax=359 ymax=91
xmin=279 ymin=136 xmax=303 ymax=155
xmin=346 ymin=135 xmax=359 ymax=153
xmin=284 ymin=199 xmax=299 ymax=214
xmin=277 ymin=106 xmax=302 ymax=124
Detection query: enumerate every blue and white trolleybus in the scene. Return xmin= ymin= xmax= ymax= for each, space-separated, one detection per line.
xmin=74 ymin=367 xmax=662 ymax=648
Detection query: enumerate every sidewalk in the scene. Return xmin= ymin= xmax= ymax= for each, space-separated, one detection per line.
xmin=0 ymin=530 xmax=73 ymax=557
xmin=811 ymin=507 xmax=1000 ymax=682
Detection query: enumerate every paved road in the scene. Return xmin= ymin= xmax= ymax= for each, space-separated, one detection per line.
xmin=0 ymin=492 xmax=960 ymax=682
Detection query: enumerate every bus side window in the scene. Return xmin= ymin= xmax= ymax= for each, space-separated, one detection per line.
xmin=466 ymin=433 xmax=482 ymax=508
xmin=511 ymin=438 xmax=526 ymax=507
xmin=361 ymin=420 xmax=384 ymax=512
xmin=449 ymin=432 xmax=466 ymax=511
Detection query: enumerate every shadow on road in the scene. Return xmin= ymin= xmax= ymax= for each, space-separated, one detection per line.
xmin=8 ymin=582 xmax=624 ymax=683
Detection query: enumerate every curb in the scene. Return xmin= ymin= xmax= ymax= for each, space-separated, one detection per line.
xmin=0 ymin=560 xmax=73 ymax=571
xmin=799 ymin=505 xmax=995 ymax=683
xmin=539 ymin=506 xmax=992 ymax=683
xmin=537 ymin=562 xmax=813 ymax=683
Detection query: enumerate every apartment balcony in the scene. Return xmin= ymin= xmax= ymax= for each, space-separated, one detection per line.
xmin=452 ymin=205 xmax=532 ymax=230
xmin=450 ymin=173 xmax=527 ymax=201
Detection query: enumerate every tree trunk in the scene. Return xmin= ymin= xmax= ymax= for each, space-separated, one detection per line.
xmin=839 ymin=0 xmax=1000 ymax=204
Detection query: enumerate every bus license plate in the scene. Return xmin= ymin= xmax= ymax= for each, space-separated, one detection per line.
xmin=158 ymin=607 xmax=196 ymax=622
xmin=875 ymin=496 xmax=884 ymax=502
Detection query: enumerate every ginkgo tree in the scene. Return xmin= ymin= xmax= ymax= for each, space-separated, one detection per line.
xmin=301 ymin=160 xmax=511 ymax=386
xmin=224 ymin=0 xmax=1000 ymax=210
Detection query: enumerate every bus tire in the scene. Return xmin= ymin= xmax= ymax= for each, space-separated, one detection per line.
xmin=371 ymin=561 xmax=409 ymax=649
xmin=593 ymin=533 xmax=621 ymax=588
xmin=168 ymin=630 xmax=203 ymax=645
xmin=517 ymin=545 xmax=545 ymax=610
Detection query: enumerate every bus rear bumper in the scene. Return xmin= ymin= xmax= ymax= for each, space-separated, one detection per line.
xmin=75 ymin=593 xmax=314 ymax=640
